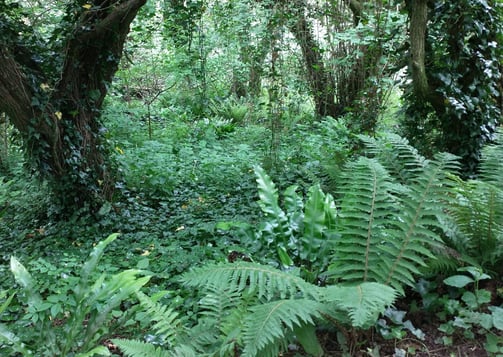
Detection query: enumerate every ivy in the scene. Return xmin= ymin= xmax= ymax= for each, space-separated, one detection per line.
xmin=402 ymin=0 xmax=502 ymax=177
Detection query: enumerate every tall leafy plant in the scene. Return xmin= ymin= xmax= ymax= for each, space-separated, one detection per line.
xmin=402 ymin=0 xmax=502 ymax=176
xmin=251 ymin=134 xmax=459 ymax=293
xmin=445 ymin=130 xmax=503 ymax=275
xmin=113 ymin=134 xmax=460 ymax=356
xmin=253 ymin=165 xmax=337 ymax=279
xmin=0 ymin=234 xmax=150 ymax=356
xmin=329 ymin=134 xmax=459 ymax=292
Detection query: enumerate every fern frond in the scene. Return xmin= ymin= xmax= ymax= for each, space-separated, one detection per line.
xmin=169 ymin=345 xmax=198 ymax=357
xmin=331 ymin=157 xmax=402 ymax=286
xmin=479 ymin=129 xmax=503 ymax=185
xmin=178 ymin=319 xmax=221 ymax=355
xmin=241 ymin=299 xmax=321 ymax=357
xmin=112 ymin=338 xmax=172 ymax=357
xmin=330 ymin=149 xmax=458 ymax=293
xmin=383 ymin=152 xmax=458 ymax=290
xmin=135 ymin=291 xmax=182 ymax=347
xmin=181 ymin=262 xmax=319 ymax=301
xmin=359 ymin=133 xmax=426 ymax=184
xmin=448 ymin=176 xmax=503 ymax=272
xmin=321 ymin=282 xmax=397 ymax=329
xmin=196 ymin=282 xmax=251 ymax=355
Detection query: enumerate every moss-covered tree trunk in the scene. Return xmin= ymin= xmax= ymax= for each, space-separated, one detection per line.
xmin=0 ymin=0 xmax=146 ymax=209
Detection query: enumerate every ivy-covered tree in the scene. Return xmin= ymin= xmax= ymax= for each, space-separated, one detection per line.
xmin=403 ymin=0 xmax=503 ymax=176
xmin=0 ymin=0 xmax=146 ymax=209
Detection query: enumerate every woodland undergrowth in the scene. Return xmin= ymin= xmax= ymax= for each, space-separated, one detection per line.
xmin=0 ymin=111 xmax=502 ymax=356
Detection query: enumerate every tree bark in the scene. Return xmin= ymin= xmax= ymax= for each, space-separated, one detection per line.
xmin=286 ymin=0 xmax=341 ymax=118
xmin=347 ymin=0 xmax=364 ymax=25
xmin=0 ymin=0 xmax=146 ymax=208
xmin=409 ymin=0 xmax=430 ymax=100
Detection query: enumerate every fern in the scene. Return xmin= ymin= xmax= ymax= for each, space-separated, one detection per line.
xmin=181 ymin=261 xmax=320 ymax=301
xmin=439 ymin=131 xmax=503 ymax=275
xmin=134 ymin=291 xmax=183 ymax=347
xmin=479 ymin=129 xmax=503 ymax=185
xmin=329 ymin=146 xmax=458 ymax=293
xmin=331 ymin=157 xmax=403 ymax=287
xmin=198 ymin=284 xmax=243 ymax=331
xmin=383 ymin=152 xmax=458 ymax=288
xmin=194 ymin=283 xmax=247 ymax=354
xmin=181 ymin=262 xmax=396 ymax=356
xmin=321 ymin=283 xmax=398 ymax=329
xmin=112 ymin=338 xmax=174 ymax=357
xmin=241 ymin=299 xmax=322 ymax=357
xmin=360 ymin=133 xmax=426 ymax=184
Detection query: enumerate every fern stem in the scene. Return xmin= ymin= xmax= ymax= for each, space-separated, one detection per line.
xmin=364 ymin=167 xmax=379 ymax=282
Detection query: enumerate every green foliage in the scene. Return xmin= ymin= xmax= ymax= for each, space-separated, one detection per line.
xmin=112 ymin=338 xmax=176 ymax=357
xmin=0 ymin=173 xmax=54 ymax=240
xmin=284 ymin=116 xmax=357 ymax=191
xmin=402 ymin=0 xmax=502 ymax=175
xmin=181 ymin=262 xmax=397 ymax=356
xmin=253 ymin=165 xmax=337 ymax=278
xmin=246 ymin=134 xmax=459 ymax=294
xmin=427 ymin=267 xmax=503 ymax=352
xmin=331 ymin=148 xmax=458 ymax=293
xmin=377 ymin=307 xmax=425 ymax=341
xmin=112 ymin=290 xmax=196 ymax=357
xmin=112 ymin=119 xmax=263 ymax=203
xmin=116 ymin=261 xmax=396 ymax=357
xmin=445 ymin=131 xmax=503 ymax=275
xmin=0 ymin=234 xmax=150 ymax=356
xmin=209 ymin=96 xmax=249 ymax=124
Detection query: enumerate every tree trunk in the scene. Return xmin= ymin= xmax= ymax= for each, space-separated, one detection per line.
xmin=408 ymin=0 xmax=430 ymax=101
xmin=0 ymin=0 xmax=146 ymax=209
xmin=286 ymin=0 xmax=341 ymax=118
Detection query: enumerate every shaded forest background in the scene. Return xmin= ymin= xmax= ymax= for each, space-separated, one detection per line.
xmin=0 ymin=0 xmax=502 ymax=356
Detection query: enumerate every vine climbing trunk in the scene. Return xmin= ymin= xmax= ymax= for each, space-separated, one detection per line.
xmin=0 ymin=0 xmax=146 ymax=209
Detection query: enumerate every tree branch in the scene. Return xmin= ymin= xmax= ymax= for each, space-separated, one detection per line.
xmin=79 ymin=0 xmax=147 ymax=43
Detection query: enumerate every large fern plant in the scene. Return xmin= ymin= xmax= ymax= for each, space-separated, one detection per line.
xmin=114 ymin=262 xmax=397 ymax=357
xmin=252 ymin=134 xmax=458 ymax=293
xmin=330 ymin=136 xmax=459 ymax=292
xmin=114 ymin=134 xmax=462 ymax=357
xmin=444 ymin=130 xmax=503 ymax=275
xmin=181 ymin=262 xmax=397 ymax=357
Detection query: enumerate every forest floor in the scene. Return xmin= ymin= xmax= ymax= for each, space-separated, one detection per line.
xmin=291 ymin=323 xmax=491 ymax=357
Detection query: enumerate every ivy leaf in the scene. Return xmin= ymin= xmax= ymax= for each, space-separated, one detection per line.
xmin=489 ymin=306 xmax=503 ymax=331
xmin=443 ymin=275 xmax=474 ymax=288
